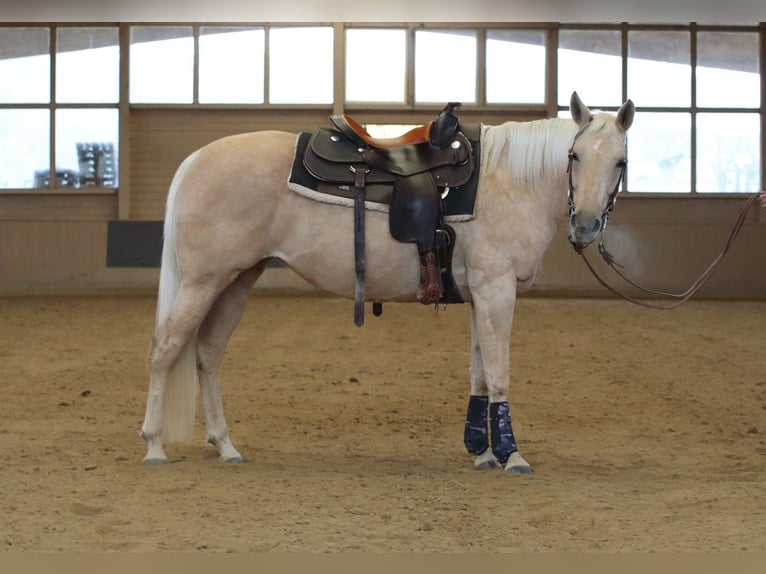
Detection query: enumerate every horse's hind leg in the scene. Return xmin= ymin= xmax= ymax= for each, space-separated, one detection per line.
xmin=142 ymin=283 xmax=224 ymax=464
xmin=197 ymin=264 xmax=266 ymax=462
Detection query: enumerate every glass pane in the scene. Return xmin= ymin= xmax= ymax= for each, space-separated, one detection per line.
xmin=696 ymin=113 xmax=759 ymax=193
xmin=56 ymin=27 xmax=119 ymax=103
xmin=486 ymin=30 xmax=545 ymax=104
xmin=628 ymin=31 xmax=690 ymax=107
xmin=199 ymin=26 xmax=265 ymax=104
xmin=627 ymin=112 xmax=691 ymax=193
xmin=415 ymin=30 xmax=476 ymax=104
xmin=129 ymin=26 xmax=193 ymax=103
xmin=346 ymin=29 xmax=406 ymax=103
xmin=0 ymin=109 xmax=49 ymax=188
xmin=0 ymin=27 xmax=50 ymax=103
xmin=55 ymin=109 xmax=119 ymax=188
xmin=697 ymin=32 xmax=760 ymax=108
xmin=558 ymin=30 xmax=622 ymax=107
xmin=269 ymin=27 xmax=333 ymax=104
xmin=365 ymin=124 xmax=418 ymax=138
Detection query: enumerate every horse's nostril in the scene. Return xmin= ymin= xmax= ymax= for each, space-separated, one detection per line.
xmin=570 ymin=214 xmax=601 ymax=240
xmin=569 ymin=214 xmax=601 ymax=233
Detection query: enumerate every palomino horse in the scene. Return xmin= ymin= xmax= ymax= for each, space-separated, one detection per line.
xmin=140 ymin=92 xmax=635 ymax=474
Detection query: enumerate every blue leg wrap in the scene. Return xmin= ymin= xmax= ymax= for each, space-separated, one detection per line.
xmin=463 ymin=395 xmax=489 ymax=455
xmin=490 ymin=401 xmax=518 ymax=465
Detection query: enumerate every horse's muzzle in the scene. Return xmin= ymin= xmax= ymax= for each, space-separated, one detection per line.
xmin=568 ymin=212 xmax=602 ymax=251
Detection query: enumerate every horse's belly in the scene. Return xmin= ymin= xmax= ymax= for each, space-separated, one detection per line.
xmin=271 ymin=207 xmax=423 ymax=302
xmin=286 ymin=251 xmax=421 ymax=301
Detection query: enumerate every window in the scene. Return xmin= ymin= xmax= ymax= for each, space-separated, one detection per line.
xmin=0 ymin=26 xmax=119 ymax=190
xmin=415 ymin=30 xmax=477 ymax=104
xmin=695 ymin=31 xmax=760 ymax=193
xmin=486 ymin=29 xmax=546 ymax=104
xmin=628 ymin=31 xmax=690 ymax=107
xmin=365 ymin=124 xmax=419 ymax=138
xmin=0 ymin=23 xmax=762 ymax=196
xmin=628 ymin=112 xmax=692 ymax=193
xmin=697 ymin=113 xmax=759 ymax=193
xmin=697 ymin=31 xmax=759 ymax=108
xmin=57 ymin=27 xmax=119 ymax=104
xmin=346 ymin=28 xmax=406 ymax=103
xmin=0 ymin=27 xmax=50 ymax=104
xmin=0 ymin=109 xmax=49 ymax=188
xmin=56 ymin=28 xmax=119 ymax=189
xmin=269 ymin=27 xmax=334 ymax=104
xmin=130 ymin=26 xmax=194 ymax=103
xmin=558 ymin=30 xmax=622 ymax=108
xmin=559 ymin=26 xmax=761 ymax=194
xmin=626 ymin=31 xmax=692 ymax=193
xmin=199 ymin=26 xmax=265 ymax=104
xmin=55 ymin=109 xmax=119 ymax=187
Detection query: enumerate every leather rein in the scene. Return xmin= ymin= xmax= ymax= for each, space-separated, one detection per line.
xmin=566 ymin=130 xmax=760 ymax=310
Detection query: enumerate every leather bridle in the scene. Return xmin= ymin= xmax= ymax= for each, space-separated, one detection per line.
xmin=567 ymin=122 xmax=759 ymax=309
xmin=566 ymin=133 xmax=626 ymax=255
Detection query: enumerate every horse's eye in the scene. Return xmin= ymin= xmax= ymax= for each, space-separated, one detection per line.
xmin=570 ymin=152 xmax=580 ymax=162
xmin=616 ymin=159 xmax=627 ymax=169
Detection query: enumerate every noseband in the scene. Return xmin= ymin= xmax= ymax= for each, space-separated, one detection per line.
xmin=566 ymin=121 xmax=626 ymax=254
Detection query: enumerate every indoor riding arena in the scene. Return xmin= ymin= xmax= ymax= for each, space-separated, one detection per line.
xmin=2 ymin=12 xmax=766 ymax=556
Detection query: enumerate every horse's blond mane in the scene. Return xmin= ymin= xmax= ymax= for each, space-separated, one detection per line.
xmin=481 ymin=114 xmax=614 ymax=190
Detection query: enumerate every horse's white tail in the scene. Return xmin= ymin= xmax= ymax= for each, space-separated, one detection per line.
xmin=156 ymin=150 xmax=200 ymax=443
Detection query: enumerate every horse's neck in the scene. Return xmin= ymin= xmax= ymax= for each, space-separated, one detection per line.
xmin=482 ymin=117 xmax=578 ymax=224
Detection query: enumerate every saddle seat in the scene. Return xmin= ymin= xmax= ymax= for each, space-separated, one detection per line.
xmin=329 ymin=101 xmax=462 ymax=150
xmin=329 ymin=114 xmax=432 ymax=148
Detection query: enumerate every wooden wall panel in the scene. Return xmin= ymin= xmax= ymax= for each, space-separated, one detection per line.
xmin=0 ymin=193 xmax=117 ymax=221
xmin=0 ymin=221 xmax=156 ymax=292
xmin=129 ymin=108 xmax=330 ymax=220
xmin=537 ymin=221 xmax=766 ymax=299
xmin=2 ymin=217 xmax=763 ymax=297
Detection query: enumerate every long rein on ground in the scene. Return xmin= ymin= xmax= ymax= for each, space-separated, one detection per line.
xmin=566 ymin=144 xmax=761 ymax=310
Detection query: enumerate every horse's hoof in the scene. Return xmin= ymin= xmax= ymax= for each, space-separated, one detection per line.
xmin=207 ymin=436 xmax=242 ymax=463
xmin=506 ymin=464 xmax=533 ymax=475
xmin=474 ymin=450 xmax=501 ymax=470
xmin=142 ymin=457 xmax=169 ymax=466
xmin=504 ymin=451 xmax=533 ymax=475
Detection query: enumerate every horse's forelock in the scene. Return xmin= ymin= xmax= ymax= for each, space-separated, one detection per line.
xmin=579 ymin=114 xmax=612 ymax=136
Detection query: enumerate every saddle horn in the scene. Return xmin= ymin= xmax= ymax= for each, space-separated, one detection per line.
xmin=429 ymin=102 xmax=462 ymax=148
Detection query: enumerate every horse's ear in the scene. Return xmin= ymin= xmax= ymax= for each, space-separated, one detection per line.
xmin=616 ymin=99 xmax=635 ymax=132
xmin=570 ymin=91 xmax=592 ymax=127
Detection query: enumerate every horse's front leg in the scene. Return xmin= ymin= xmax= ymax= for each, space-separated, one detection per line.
xmin=464 ymin=309 xmax=500 ymax=470
xmin=465 ymin=275 xmax=532 ymax=474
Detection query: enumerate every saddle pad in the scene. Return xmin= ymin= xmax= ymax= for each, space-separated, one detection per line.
xmin=288 ymin=124 xmax=481 ymax=222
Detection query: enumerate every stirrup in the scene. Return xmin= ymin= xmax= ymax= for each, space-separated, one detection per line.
xmin=417 ymin=251 xmax=442 ymax=305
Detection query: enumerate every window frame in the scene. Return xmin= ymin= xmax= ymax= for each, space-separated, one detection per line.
xmin=0 ymin=23 xmax=121 ymax=195
xmin=0 ymin=21 xmax=762 ymax=201
xmin=557 ymin=22 xmax=763 ymax=196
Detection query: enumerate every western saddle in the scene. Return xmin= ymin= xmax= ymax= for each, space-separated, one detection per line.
xmin=301 ymin=103 xmax=474 ymax=326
